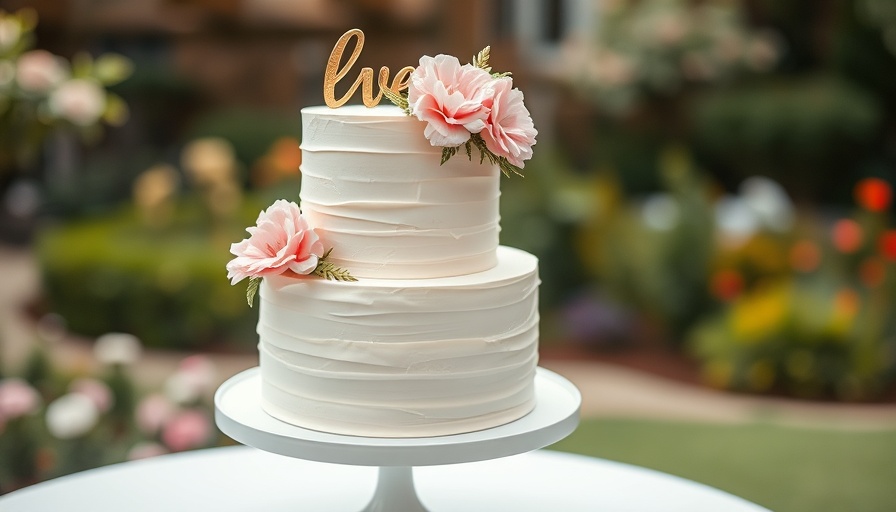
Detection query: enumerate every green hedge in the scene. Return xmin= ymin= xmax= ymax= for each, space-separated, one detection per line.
xmin=37 ymin=201 xmax=262 ymax=350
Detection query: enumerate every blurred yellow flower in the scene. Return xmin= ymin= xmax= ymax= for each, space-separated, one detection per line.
xmin=729 ymin=282 xmax=791 ymax=342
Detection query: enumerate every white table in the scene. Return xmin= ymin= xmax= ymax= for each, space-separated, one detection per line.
xmin=0 ymin=446 xmax=771 ymax=511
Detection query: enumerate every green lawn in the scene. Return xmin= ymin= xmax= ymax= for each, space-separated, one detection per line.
xmin=549 ymin=418 xmax=896 ymax=512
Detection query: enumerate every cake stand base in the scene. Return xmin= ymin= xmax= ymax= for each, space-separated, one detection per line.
xmin=215 ymin=367 xmax=581 ymax=512
xmin=363 ymin=466 xmax=425 ymax=512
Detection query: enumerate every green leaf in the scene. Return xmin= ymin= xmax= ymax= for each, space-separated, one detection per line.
xmin=102 ymin=94 xmax=129 ymax=126
xmin=71 ymin=52 xmax=93 ymax=79
xmin=246 ymin=277 xmax=261 ymax=307
xmin=94 ymin=53 xmax=134 ymax=85
xmin=441 ymin=146 xmax=460 ymax=165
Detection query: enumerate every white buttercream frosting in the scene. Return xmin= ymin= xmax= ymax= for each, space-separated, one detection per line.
xmin=299 ymin=105 xmax=500 ymax=279
xmin=258 ymin=246 xmax=540 ymax=437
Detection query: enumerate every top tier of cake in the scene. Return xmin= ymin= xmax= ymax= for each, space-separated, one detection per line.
xmin=299 ymin=105 xmax=500 ymax=279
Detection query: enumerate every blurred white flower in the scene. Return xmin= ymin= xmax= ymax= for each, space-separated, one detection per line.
xmin=641 ymin=193 xmax=680 ymax=232
xmin=94 ymin=332 xmax=142 ymax=365
xmin=48 ymin=78 xmax=107 ymax=127
xmin=127 ymin=441 xmax=169 ymax=461
xmin=739 ymin=176 xmax=794 ymax=233
xmin=135 ymin=393 xmax=175 ymax=436
xmin=715 ymin=195 xmax=758 ymax=247
xmin=0 ymin=378 xmax=41 ymax=422
xmin=69 ymin=378 xmax=114 ymax=413
xmin=15 ymin=49 xmax=67 ymax=92
xmin=165 ymin=355 xmax=218 ymax=405
xmin=0 ymin=18 xmax=21 ymax=51
xmin=46 ymin=393 xmax=99 ymax=439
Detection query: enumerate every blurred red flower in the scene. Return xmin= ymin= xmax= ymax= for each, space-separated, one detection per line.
xmin=880 ymin=230 xmax=896 ymax=261
xmin=831 ymin=219 xmax=863 ymax=253
xmin=710 ymin=269 xmax=744 ymax=302
xmin=854 ymin=178 xmax=892 ymax=212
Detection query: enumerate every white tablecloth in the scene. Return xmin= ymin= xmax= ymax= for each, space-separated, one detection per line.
xmin=0 ymin=446 xmax=771 ymax=511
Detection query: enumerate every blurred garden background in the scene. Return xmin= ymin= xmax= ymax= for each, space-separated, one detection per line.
xmin=1 ymin=0 xmax=896 ymax=510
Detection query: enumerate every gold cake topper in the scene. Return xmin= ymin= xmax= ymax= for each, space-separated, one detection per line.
xmin=324 ymin=29 xmax=415 ymax=108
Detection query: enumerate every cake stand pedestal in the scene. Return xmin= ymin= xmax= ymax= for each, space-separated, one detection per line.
xmin=215 ymin=367 xmax=581 ymax=512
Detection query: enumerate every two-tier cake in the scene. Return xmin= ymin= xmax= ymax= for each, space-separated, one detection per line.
xmin=227 ymin=40 xmax=539 ymax=437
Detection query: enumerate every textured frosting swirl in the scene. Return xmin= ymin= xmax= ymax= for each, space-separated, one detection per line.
xmin=257 ymin=246 xmax=540 ymax=437
xmin=299 ymin=105 xmax=500 ymax=279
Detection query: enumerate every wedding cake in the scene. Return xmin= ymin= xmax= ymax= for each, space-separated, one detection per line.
xmin=227 ymin=35 xmax=539 ymax=437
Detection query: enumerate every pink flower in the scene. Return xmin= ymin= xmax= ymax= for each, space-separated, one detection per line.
xmin=479 ymin=78 xmax=537 ymax=167
xmin=0 ymin=378 xmax=41 ymax=422
xmin=161 ymin=409 xmax=211 ymax=452
xmin=136 ymin=393 xmax=174 ymax=436
xmin=407 ymin=54 xmax=494 ymax=147
xmin=15 ymin=49 xmax=67 ymax=92
xmin=226 ymin=199 xmax=324 ymax=284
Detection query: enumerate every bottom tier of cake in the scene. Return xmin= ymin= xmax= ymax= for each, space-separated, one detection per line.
xmin=256 ymin=246 xmax=540 ymax=437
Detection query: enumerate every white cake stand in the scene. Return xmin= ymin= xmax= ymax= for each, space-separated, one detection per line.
xmin=214 ymin=367 xmax=581 ymax=512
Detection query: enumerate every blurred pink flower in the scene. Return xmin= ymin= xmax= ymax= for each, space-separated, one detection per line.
xmin=479 ymin=78 xmax=537 ymax=167
xmin=407 ymin=54 xmax=494 ymax=147
xmin=48 ymin=78 xmax=107 ymax=126
xmin=0 ymin=378 xmax=41 ymax=422
xmin=226 ymin=199 xmax=324 ymax=284
xmin=127 ymin=441 xmax=169 ymax=461
xmin=175 ymin=355 xmax=217 ymax=397
xmin=165 ymin=355 xmax=216 ymax=404
xmin=179 ymin=354 xmax=217 ymax=384
xmin=15 ymin=49 xmax=67 ymax=92
xmin=161 ymin=409 xmax=211 ymax=452
xmin=69 ymin=378 xmax=114 ymax=413
xmin=136 ymin=393 xmax=175 ymax=436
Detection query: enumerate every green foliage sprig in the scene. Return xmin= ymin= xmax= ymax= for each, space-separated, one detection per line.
xmin=313 ymin=248 xmax=358 ymax=282
xmin=245 ymin=248 xmax=356 ymax=307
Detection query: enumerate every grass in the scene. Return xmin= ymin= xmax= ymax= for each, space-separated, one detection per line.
xmin=549 ymin=418 xmax=896 ymax=512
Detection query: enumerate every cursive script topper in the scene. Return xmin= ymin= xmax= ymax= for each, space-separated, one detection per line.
xmin=324 ymin=29 xmax=415 ymax=108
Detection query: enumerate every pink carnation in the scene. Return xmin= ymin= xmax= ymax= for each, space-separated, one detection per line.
xmin=479 ymin=78 xmax=537 ymax=168
xmin=407 ymin=54 xmax=494 ymax=147
xmin=226 ymin=199 xmax=324 ymax=284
